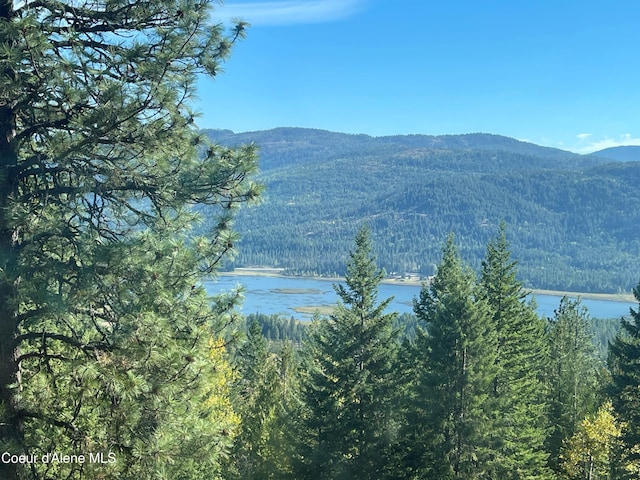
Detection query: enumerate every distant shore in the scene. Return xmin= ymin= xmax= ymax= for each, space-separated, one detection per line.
xmin=219 ymin=267 xmax=636 ymax=304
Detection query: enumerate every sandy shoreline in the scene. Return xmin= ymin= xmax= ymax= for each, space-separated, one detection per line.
xmin=220 ymin=268 xmax=636 ymax=303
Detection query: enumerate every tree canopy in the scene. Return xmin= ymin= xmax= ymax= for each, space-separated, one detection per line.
xmin=0 ymin=1 xmax=260 ymax=478
xmin=296 ymin=226 xmax=399 ymax=479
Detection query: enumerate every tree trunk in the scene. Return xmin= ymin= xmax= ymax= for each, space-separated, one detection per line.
xmin=0 ymin=138 xmax=22 ymax=480
xmin=0 ymin=3 xmax=22 ymax=473
xmin=0 ymin=286 xmax=20 ymax=480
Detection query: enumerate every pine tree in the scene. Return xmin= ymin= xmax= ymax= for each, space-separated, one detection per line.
xmin=296 ymin=226 xmax=399 ymax=479
xmin=608 ymin=283 xmax=640 ymax=475
xmin=0 ymin=1 xmax=260 ymax=478
xmin=408 ymin=234 xmax=498 ymax=479
xmin=546 ymin=297 xmax=603 ymax=473
xmin=479 ymin=223 xmax=551 ymax=478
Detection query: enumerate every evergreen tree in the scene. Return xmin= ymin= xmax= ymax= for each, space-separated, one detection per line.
xmin=546 ymin=297 xmax=603 ymax=473
xmin=267 ymin=340 xmax=302 ymax=478
xmin=228 ymin=321 xmax=300 ymax=479
xmin=608 ymin=283 xmax=640 ymax=475
xmin=296 ymin=226 xmax=399 ymax=479
xmin=0 ymin=1 xmax=260 ymax=478
xmin=408 ymin=234 xmax=498 ymax=479
xmin=479 ymin=223 xmax=551 ymax=478
xmin=229 ymin=319 xmax=276 ymax=479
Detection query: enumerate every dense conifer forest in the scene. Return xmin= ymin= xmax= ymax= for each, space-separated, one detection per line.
xmin=225 ymin=227 xmax=640 ymax=479
xmin=204 ymin=128 xmax=640 ymax=293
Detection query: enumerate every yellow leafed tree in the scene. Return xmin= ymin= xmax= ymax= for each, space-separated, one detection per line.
xmin=207 ymin=338 xmax=241 ymax=434
xmin=561 ymin=401 xmax=621 ymax=479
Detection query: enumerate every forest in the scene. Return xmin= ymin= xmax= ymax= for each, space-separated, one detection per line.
xmin=2 ymin=0 xmax=640 ymax=479
xmin=222 ymin=226 xmax=640 ymax=479
xmin=204 ymin=128 xmax=640 ymax=294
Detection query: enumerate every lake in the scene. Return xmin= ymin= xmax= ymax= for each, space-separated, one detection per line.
xmin=205 ymin=275 xmax=637 ymax=321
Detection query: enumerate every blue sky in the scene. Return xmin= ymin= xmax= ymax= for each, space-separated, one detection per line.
xmin=196 ymin=0 xmax=640 ymax=153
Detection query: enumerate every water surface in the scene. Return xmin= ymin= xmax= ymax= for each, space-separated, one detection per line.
xmin=205 ymin=275 xmax=636 ymax=321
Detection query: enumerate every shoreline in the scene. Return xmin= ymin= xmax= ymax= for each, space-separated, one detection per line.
xmin=219 ymin=268 xmax=637 ymax=304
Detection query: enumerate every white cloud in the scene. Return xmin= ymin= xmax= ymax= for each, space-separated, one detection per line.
xmin=213 ymin=0 xmax=366 ymax=26
xmin=574 ymin=133 xmax=640 ymax=154
xmin=576 ymin=133 xmax=592 ymax=139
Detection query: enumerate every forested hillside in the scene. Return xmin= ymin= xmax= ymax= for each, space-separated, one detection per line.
xmin=203 ymin=128 xmax=640 ymax=293
xmin=593 ymin=145 xmax=640 ymax=162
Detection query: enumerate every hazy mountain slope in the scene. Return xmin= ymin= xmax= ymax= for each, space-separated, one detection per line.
xmin=204 ymin=127 xmax=605 ymax=171
xmin=592 ymin=145 xmax=640 ymax=162
xmin=199 ymin=128 xmax=640 ymax=293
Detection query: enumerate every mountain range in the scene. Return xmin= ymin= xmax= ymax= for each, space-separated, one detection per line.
xmin=592 ymin=145 xmax=640 ymax=162
xmin=201 ymin=128 xmax=640 ymax=294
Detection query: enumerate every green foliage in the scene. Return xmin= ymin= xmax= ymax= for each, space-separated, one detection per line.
xmin=216 ymin=231 xmax=633 ymax=479
xmin=0 ymin=1 xmax=259 ymax=478
xmin=393 ymin=312 xmax=423 ymax=341
xmin=590 ymin=317 xmax=622 ymax=360
xmin=244 ymin=313 xmax=307 ymax=345
xmin=546 ymin=297 xmax=604 ymax=473
xmin=226 ymin=320 xmax=300 ymax=479
xmin=608 ymin=285 xmax=640 ymax=472
xmin=479 ymin=223 xmax=551 ymax=478
xmin=15 ymin=231 xmax=248 ymax=480
xmin=296 ymin=226 xmax=400 ymax=479
xmin=406 ymin=235 xmax=499 ymax=479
